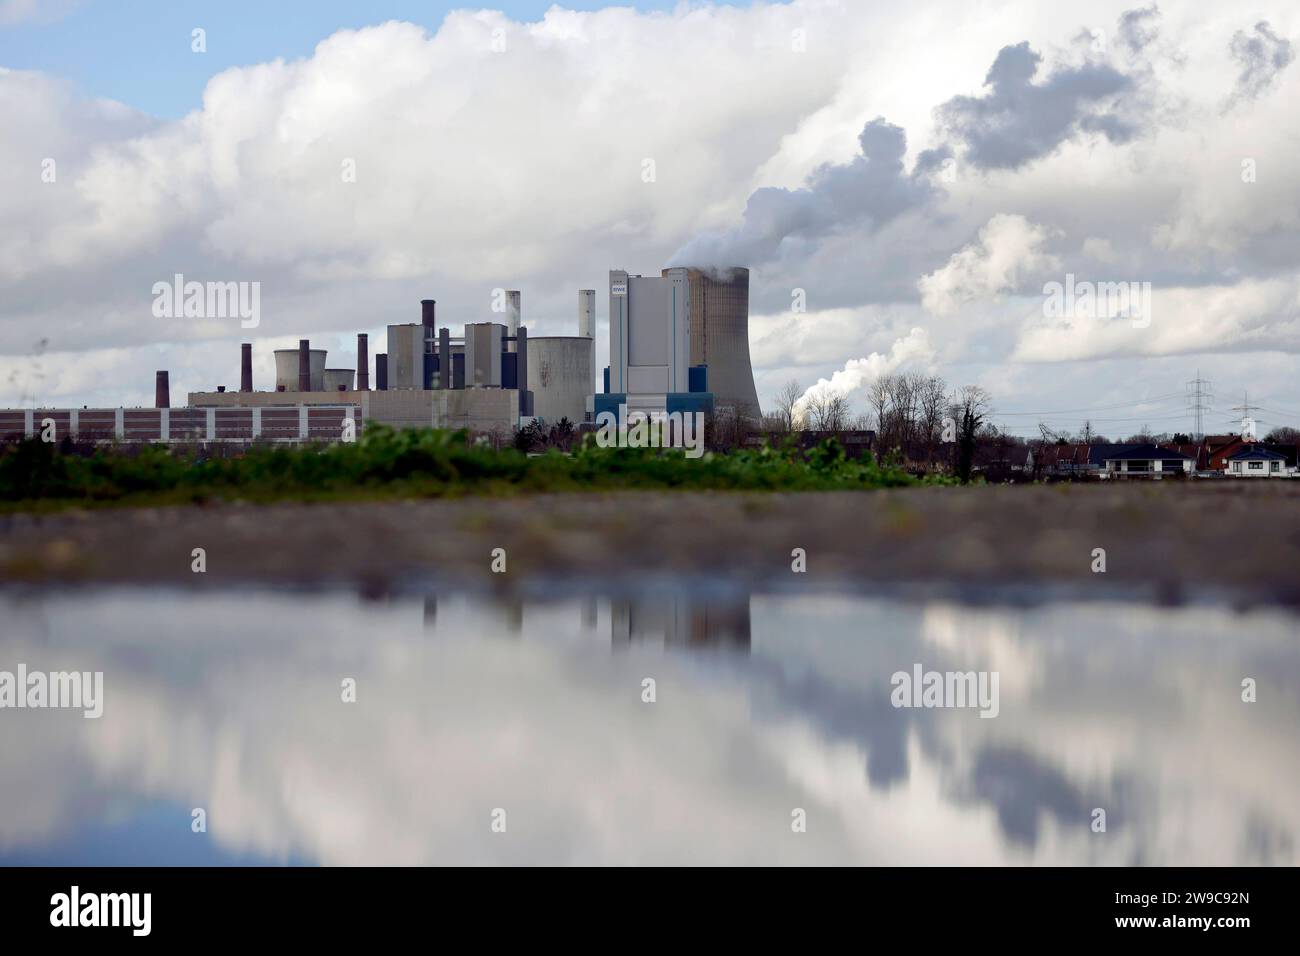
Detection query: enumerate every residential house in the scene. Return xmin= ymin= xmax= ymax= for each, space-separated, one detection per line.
xmin=1028 ymin=442 xmax=1126 ymax=478
xmin=1100 ymin=444 xmax=1193 ymax=479
xmin=1202 ymin=434 xmax=1252 ymax=471
xmin=1225 ymin=445 xmax=1289 ymax=477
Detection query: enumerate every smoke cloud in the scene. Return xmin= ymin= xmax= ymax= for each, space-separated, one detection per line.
xmin=793 ymin=328 xmax=936 ymax=423
xmin=935 ymin=41 xmax=1138 ymax=171
xmin=667 ymin=118 xmax=937 ymax=271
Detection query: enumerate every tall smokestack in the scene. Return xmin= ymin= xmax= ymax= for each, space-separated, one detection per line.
xmin=240 ymin=343 xmax=253 ymax=392
xmin=298 ymin=339 xmax=311 ymax=392
xmin=506 ymin=290 xmax=520 ymax=352
xmin=438 ymin=327 xmax=450 ymax=390
xmin=357 ymin=334 xmax=370 ymax=390
xmin=421 ymin=299 xmax=436 ymax=329
xmin=516 ymin=326 xmax=528 ymax=416
xmin=376 ymin=353 xmax=388 ymax=391
xmin=578 ymin=290 xmax=595 ymax=338
xmin=155 ymin=371 xmax=170 ymax=409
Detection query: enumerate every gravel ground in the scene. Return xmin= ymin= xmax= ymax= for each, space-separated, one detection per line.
xmin=3 ymin=482 xmax=1300 ymax=606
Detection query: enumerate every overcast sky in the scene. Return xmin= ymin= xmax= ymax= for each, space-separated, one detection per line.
xmin=1 ymin=0 xmax=1297 ymax=438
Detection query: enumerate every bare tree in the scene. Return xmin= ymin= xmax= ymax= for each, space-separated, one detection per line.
xmin=866 ymin=374 xmax=893 ymax=443
xmin=894 ymin=372 xmax=922 ymax=452
xmin=806 ymin=390 xmax=851 ymax=431
xmin=707 ymin=406 xmax=751 ymax=452
xmin=771 ymin=379 xmax=803 ymax=432
xmin=822 ymin=393 xmax=851 ymax=432
xmin=917 ymin=375 xmax=948 ymax=468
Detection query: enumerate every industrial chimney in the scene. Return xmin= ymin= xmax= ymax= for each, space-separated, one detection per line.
xmin=506 ymin=290 xmax=521 ymax=352
xmin=578 ymin=289 xmax=595 ymax=338
xmin=376 ymin=353 xmax=388 ymax=391
xmin=421 ymin=299 xmax=436 ymax=329
xmin=155 ymin=371 xmax=170 ymax=409
xmin=298 ymin=339 xmax=311 ymax=392
xmin=240 ymin=343 xmax=253 ymax=392
xmin=357 ymin=333 xmax=370 ymax=390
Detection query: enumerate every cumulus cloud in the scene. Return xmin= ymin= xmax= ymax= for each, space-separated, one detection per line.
xmin=667 ymin=118 xmax=937 ymax=270
xmin=935 ymin=40 xmax=1139 ymax=170
xmin=918 ymin=214 xmax=1059 ymax=315
xmin=793 ymin=327 xmax=935 ymax=421
xmin=1227 ymin=21 xmax=1294 ymax=106
xmin=1012 ymin=275 xmax=1300 ymax=362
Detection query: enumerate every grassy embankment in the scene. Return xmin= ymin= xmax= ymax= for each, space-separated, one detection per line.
xmin=0 ymin=426 xmax=922 ymax=511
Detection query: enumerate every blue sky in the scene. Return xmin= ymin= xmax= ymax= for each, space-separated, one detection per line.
xmin=0 ymin=0 xmax=720 ymax=117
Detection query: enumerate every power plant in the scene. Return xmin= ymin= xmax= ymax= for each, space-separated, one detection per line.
xmin=1 ymin=262 xmax=762 ymax=446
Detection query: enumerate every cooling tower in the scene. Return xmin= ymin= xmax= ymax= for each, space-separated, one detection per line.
xmin=528 ymin=336 xmax=594 ymax=425
xmin=273 ymin=348 xmax=327 ymax=392
xmin=667 ymin=266 xmax=761 ymax=419
xmin=322 ymin=368 xmax=355 ymax=392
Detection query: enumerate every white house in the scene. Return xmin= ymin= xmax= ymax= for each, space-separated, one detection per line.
xmin=1100 ymin=444 xmax=1194 ymax=479
xmin=1225 ymin=445 xmax=1288 ymax=477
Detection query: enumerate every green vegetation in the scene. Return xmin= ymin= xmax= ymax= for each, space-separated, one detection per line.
xmin=0 ymin=426 xmax=920 ymax=510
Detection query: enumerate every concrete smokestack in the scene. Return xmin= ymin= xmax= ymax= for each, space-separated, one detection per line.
xmin=155 ymin=371 xmax=170 ymax=409
xmin=578 ymin=289 xmax=595 ymax=338
xmin=516 ymin=326 xmax=528 ymax=416
xmin=240 ymin=343 xmax=253 ymax=392
xmin=506 ymin=290 xmax=520 ymax=352
xmin=421 ymin=299 xmax=436 ymax=329
xmin=376 ymin=353 xmax=388 ymax=391
xmin=298 ymin=339 xmax=311 ymax=392
xmin=439 ymin=327 xmax=450 ymax=390
xmin=357 ymin=334 xmax=370 ymax=390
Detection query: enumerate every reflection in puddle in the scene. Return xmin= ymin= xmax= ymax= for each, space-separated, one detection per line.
xmin=0 ymin=587 xmax=1296 ymax=865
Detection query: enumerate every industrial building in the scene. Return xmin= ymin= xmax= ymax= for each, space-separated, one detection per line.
xmin=0 ymin=265 xmax=757 ymax=446
xmin=186 ymin=297 xmax=536 ymax=437
xmin=598 ymin=268 xmax=714 ymax=423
